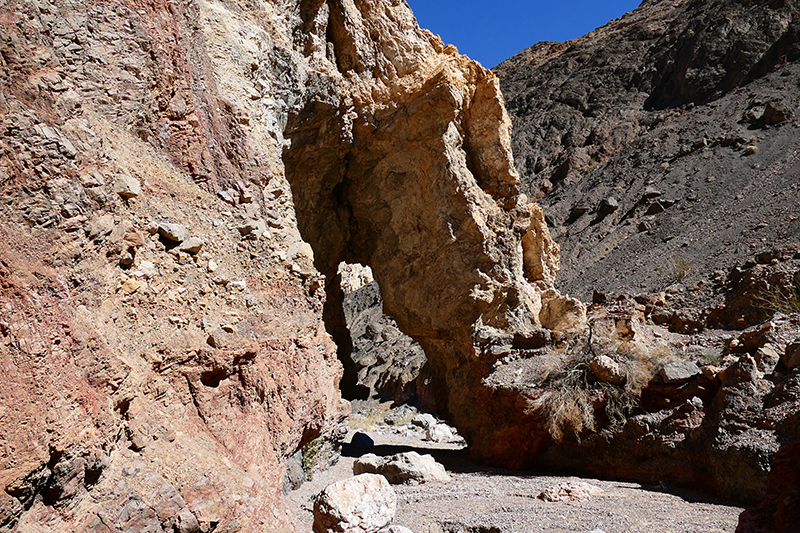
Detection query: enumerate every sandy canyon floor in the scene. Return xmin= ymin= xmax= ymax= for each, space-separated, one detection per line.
xmin=288 ymin=407 xmax=744 ymax=533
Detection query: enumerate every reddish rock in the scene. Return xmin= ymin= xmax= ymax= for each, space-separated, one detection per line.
xmin=737 ymin=442 xmax=800 ymax=533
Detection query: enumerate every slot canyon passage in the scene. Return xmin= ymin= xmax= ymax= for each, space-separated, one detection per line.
xmin=0 ymin=0 xmax=799 ymax=533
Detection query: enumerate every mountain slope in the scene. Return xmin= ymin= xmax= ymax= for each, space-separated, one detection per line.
xmin=496 ymin=0 xmax=800 ymax=319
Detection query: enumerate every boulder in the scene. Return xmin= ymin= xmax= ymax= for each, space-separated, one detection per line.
xmin=238 ymin=219 xmax=267 ymax=240
xmin=178 ymin=236 xmax=204 ymax=254
xmin=157 ymin=223 xmax=188 ymax=243
xmin=114 ymin=175 xmax=141 ymax=198
xmin=755 ymin=344 xmax=780 ymax=373
xmin=762 ymin=101 xmax=794 ymax=125
xmin=596 ymin=197 xmax=619 ymax=219
xmin=350 ymin=432 xmax=375 ymax=451
xmin=411 ymin=413 xmax=437 ymax=429
xmin=538 ymin=482 xmax=601 ymax=502
xmin=659 ymin=361 xmax=701 ymax=384
xmin=353 ymin=452 xmax=451 ymax=485
xmin=384 ymin=405 xmax=417 ymax=426
xmin=425 ymin=424 xmax=455 ymax=443
xmin=782 ymin=341 xmax=800 ymax=370
xmin=313 ymin=474 xmax=396 ymax=533
xmin=590 ymin=354 xmax=626 ymax=385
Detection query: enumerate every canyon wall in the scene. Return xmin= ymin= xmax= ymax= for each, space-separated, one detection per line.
xmin=496 ymin=0 xmax=800 ymax=309
xmin=0 ymin=0 xmax=572 ymax=530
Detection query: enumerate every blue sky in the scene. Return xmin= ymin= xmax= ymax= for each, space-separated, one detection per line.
xmin=406 ymin=0 xmax=642 ymax=68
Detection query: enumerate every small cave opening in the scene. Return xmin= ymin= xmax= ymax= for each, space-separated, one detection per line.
xmin=200 ymin=368 xmax=227 ymax=388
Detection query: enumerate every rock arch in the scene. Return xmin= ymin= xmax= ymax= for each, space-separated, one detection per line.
xmin=282 ymin=0 xmax=585 ymax=453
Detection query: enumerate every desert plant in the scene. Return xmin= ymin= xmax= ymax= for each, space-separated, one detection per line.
xmin=702 ymin=350 xmax=722 ymax=366
xmin=302 ymin=437 xmax=324 ymax=480
xmin=755 ymin=270 xmax=800 ymax=315
xmin=528 ymin=327 xmax=671 ymax=442
xmin=668 ymin=255 xmax=691 ymax=283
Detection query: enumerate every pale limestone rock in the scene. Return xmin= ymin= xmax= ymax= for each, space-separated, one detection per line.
xmin=522 ymin=203 xmax=560 ymax=286
xmin=660 ymin=361 xmax=702 ymax=383
xmin=755 ymin=344 xmax=780 ymax=373
xmin=157 ymin=223 xmax=188 ymax=243
xmin=281 ymin=0 xmax=587 ymax=463
xmin=425 ymin=424 xmax=455 ymax=443
xmin=590 ymin=354 xmax=626 ymax=386
xmin=340 ymin=262 xmax=375 ymax=293
xmin=313 ymin=474 xmax=396 ymax=533
xmin=114 ymin=175 xmax=141 ymax=198
xmin=353 ymin=452 xmax=451 ymax=485
xmin=179 ymin=237 xmax=204 ymax=254
xmin=238 ymin=219 xmax=267 ymax=240
xmin=411 ymin=413 xmax=437 ymax=429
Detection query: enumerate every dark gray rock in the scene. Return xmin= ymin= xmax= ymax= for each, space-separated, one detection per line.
xmin=494 ymin=0 xmax=800 ymax=319
xmin=342 ymin=280 xmax=432 ymax=408
xmin=350 ymin=432 xmax=374 ymax=451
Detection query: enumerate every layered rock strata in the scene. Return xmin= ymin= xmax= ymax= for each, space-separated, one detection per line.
xmin=0 ymin=0 xmax=580 ymax=530
xmin=0 ymin=0 xmax=357 ymax=530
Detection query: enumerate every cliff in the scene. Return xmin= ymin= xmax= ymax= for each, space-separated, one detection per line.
xmin=0 ymin=0 xmax=569 ymax=530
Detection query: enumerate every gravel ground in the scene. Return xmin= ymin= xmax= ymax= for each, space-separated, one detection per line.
xmin=287 ymin=426 xmax=744 ymax=533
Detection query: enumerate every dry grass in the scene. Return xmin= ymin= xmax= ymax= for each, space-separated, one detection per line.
xmin=528 ymin=329 xmax=674 ymax=443
xmin=347 ymin=411 xmax=388 ymax=431
xmin=755 ymin=270 xmax=800 ymax=315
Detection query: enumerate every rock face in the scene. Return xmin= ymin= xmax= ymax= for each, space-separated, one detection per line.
xmin=495 ymin=0 xmax=800 ymax=313
xmin=0 ymin=0 xmax=577 ymax=529
xmin=342 ymin=273 xmax=431 ymax=407
xmin=3 ymin=0 xmax=797 ymax=529
xmin=0 ymin=0 xmax=358 ymax=530
xmin=737 ymin=441 xmax=800 ymax=533
xmin=281 ymin=0 xmax=580 ymax=459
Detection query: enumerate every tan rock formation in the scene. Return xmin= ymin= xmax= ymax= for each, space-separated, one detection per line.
xmin=283 ymin=0 xmax=580 ymax=451
xmin=0 ymin=0 xmax=580 ymax=529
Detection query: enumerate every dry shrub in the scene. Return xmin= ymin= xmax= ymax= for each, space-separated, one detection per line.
xmin=755 ymin=270 xmax=800 ymax=315
xmin=528 ymin=330 xmax=675 ymax=443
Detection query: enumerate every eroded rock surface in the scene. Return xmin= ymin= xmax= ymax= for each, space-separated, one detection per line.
xmin=496 ymin=0 xmax=800 ymax=315
xmin=0 ymin=0 xmax=358 ymax=530
xmin=281 ymin=0 xmax=580 ymax=461
xmin=0 ymin=0 xmax=580 ymax=529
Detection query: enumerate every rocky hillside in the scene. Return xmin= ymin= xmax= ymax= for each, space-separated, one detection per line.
xmin=496 ymin=0 xmax=800 ymax=313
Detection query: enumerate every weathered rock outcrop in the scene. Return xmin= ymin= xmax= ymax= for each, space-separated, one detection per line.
xmin=737 ymin=441 xmax=800 ymax=532
xmin=6 ymin=0 xmax=797 ymax=528
xmin=0 ymin=0 xmax=579 ymax=530
xmin=342 ymin=274 xmax=432 ymax=408
xmin=0 ymin=0 xmax=357 ymax=530
xmin=488 ymin=0 xmax=800 ymax=503
xmin=282 ymin=0 xmax=582 ymax=454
